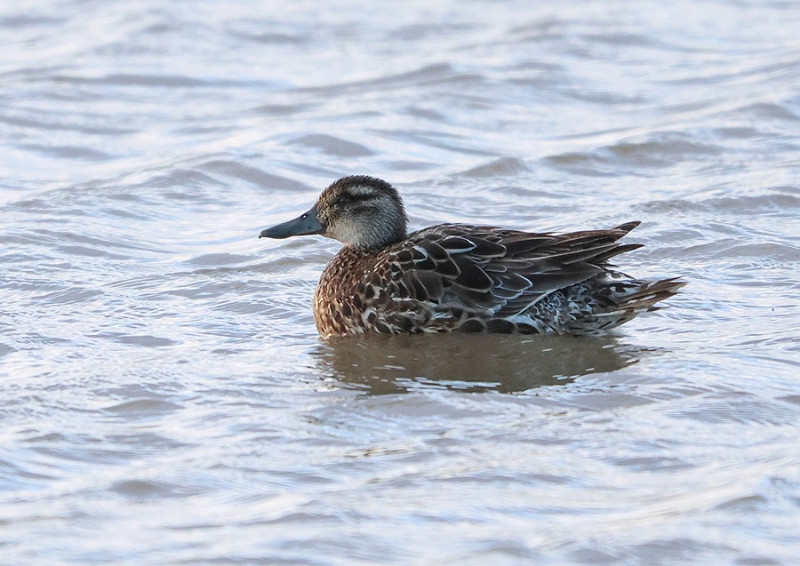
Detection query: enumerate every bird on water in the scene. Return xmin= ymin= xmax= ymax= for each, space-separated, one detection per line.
xmin=259 ymin=175 xmax=683 ymax=337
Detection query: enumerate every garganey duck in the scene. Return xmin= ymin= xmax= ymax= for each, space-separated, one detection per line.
xmin=259 ymin=175 xmax=683 ymax=337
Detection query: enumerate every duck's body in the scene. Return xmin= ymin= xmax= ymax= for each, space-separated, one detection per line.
xmin=260 ymin=176 xmax=683 ymax=337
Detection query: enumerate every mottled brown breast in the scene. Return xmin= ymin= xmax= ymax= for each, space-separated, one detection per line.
xmin=312 ymin=243 xmax=447 ymax=337
xmin=313 ymin=247 xmax=376 ymax=336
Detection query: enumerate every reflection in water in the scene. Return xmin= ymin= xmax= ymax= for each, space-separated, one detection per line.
xmin=312 ymin=333 xmax=634 ymax=394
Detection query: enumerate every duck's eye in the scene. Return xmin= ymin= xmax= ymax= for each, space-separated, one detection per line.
xmin=336 ymin=193 xmax=354 ymax=206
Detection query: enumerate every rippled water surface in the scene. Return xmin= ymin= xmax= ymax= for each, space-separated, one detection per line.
xmin=2 ymin=1 xmax=800 ymax=563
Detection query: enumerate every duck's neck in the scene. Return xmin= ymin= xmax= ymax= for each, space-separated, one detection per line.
xmin=347 ymin=226 xmax=407 ymax=251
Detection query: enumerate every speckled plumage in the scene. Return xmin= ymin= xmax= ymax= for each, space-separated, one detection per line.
xmin=260 ymin=176 xmax=684 ymax=337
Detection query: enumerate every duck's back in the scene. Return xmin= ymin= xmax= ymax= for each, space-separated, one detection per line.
xmin=313 ymin=222 xmax=683 ymax=337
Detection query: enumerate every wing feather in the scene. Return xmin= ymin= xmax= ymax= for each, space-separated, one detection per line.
xmin=371 ymin=222 xmax=644 ymax=325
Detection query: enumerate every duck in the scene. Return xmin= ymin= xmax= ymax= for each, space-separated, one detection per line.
xmin=259 ymin=175 xmax=684 ymax=337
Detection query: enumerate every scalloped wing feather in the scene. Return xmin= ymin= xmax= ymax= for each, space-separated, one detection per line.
xmin=377 ymin=223 xmax=646 ymax=322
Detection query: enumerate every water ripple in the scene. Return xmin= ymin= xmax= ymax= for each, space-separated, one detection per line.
xmin=2 ymin=1 xmax=800 ymax=564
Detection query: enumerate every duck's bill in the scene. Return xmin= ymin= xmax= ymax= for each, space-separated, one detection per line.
xmin=259 ymin=206 xmax=323 ymax=239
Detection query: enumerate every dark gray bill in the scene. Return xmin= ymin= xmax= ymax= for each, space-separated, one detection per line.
xmin=259 ymin=206 xmax=323 ymax=239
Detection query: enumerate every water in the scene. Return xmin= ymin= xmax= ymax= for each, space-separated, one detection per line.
xmin=2 ymin=0 xmax=800 ymax=563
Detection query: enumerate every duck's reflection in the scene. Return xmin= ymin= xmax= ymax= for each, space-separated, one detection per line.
xmin=312 ymin=333 xmax=633 ymax=394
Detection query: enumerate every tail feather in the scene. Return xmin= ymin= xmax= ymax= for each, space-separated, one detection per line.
xmin=620 ymin=277 xmax=685 ymax=311
xmin=566 ymin=276 xmax=685 ymax=335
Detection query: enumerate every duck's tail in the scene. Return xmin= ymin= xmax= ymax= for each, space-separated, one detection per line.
xmin=566 ymin=275 xmax=686 ymax=335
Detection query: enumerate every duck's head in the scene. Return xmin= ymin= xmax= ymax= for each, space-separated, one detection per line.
xmin=259 ymin=175 xmax=407 ymax=249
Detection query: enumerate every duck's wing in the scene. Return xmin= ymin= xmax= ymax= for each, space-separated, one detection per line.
xmin=378 ymin=222 xmax=644 ymax=316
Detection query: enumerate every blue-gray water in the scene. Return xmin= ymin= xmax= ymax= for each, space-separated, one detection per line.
xmin=2 ymin=1 xmax=800 ymax=564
